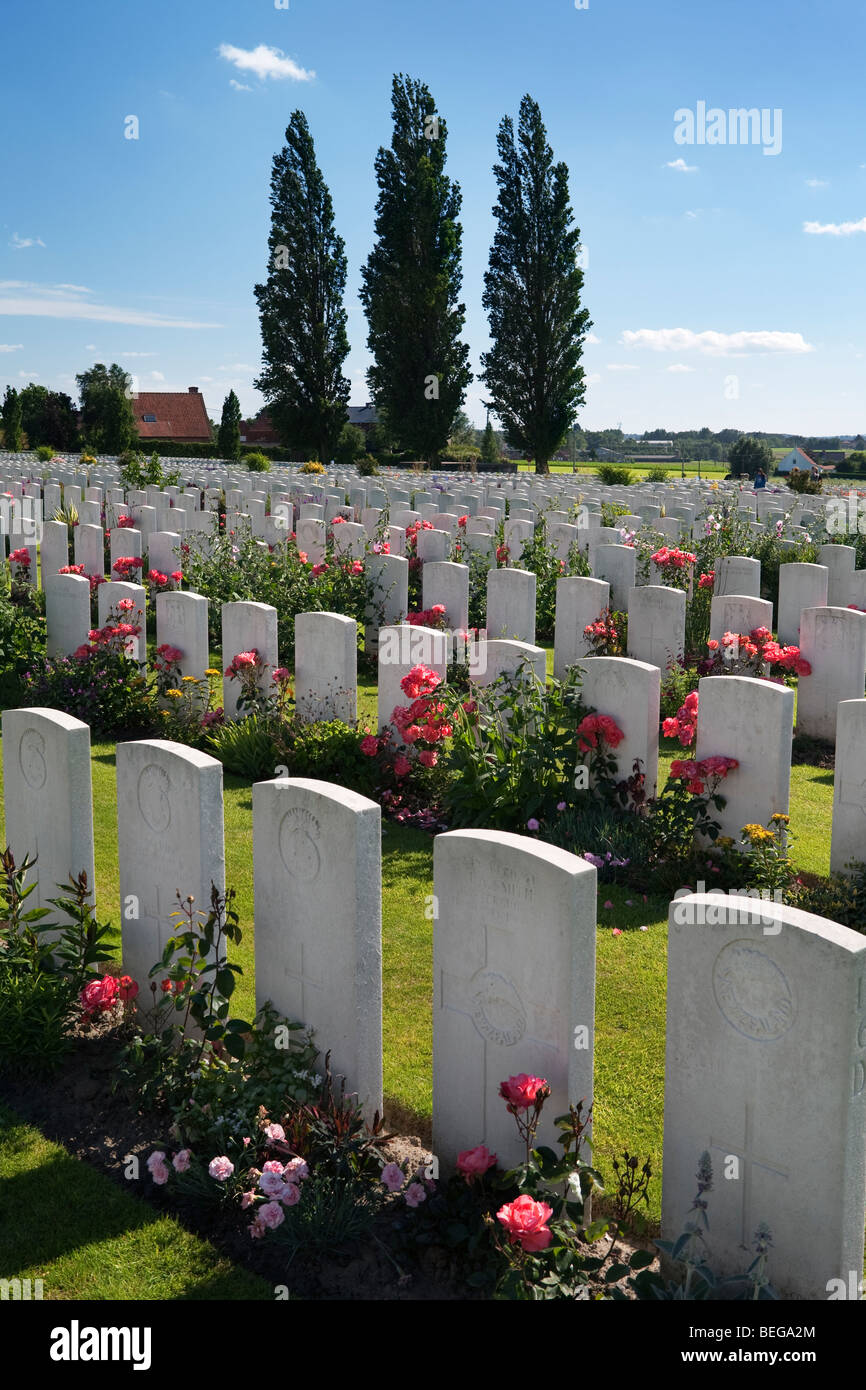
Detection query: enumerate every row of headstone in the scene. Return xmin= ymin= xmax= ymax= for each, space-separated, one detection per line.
xmin=5 ymin=702 xmax=863 ymax=1297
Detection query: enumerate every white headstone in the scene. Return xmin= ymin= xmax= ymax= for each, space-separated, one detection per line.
xmin=155 ymin=591 xmax=210 ymax=680
xmin=695 ymin=675 xmax=794 ymax=841
xmin=295 ymin=611 xmax=357 ymax=723
xmin=796 ymin=606 xmax=866 ymax=742
xmin=593 ymin=544 xmax=636 ymax=611
xmin=44 ymin=572 xmax=91 ymax=658
xmin=222 ymin=601 xmax=279 ymax=719
xmin=422 ymin=560 xmax=470 ymax=632
xmin=626 ymin=585 xmax=685 ymax=672
xmin=777 ymin=563 xmax=828 ymax=646
xmin=97 ymin=581 xmax=146 ymax=661
xmin=830 ymin=699 xmax=866 ymax=875
xmin=377 ymin=624 xmax=448 ymax=736
xmin=486 ymin=567 xmax=537 ymax=644
xmin=709 ymin=594 xmax=774 ymax=646
xmin=577 ymin=656 xmax=661 ymax=796
xmin=662 ymin=892 xmax=866 ymax=1300
xmin=433 ymin=830 xmax=596 ymax=1169
xmin=553 ymin=576 xmax=610 ymax=679
xmin=253 ymin=777 xmax=382 ymax=1120
xmin=2 ymin=707 xmax=95 ymax=921
xmin=715 ymin=555 xmax=761 ymax=599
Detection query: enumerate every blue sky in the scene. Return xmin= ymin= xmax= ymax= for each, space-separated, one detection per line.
xmin=1 ymin=0 xmax=863 ymax=434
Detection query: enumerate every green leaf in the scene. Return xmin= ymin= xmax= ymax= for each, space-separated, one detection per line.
xmin=629 ymin=1249 xmax=654 ymax=1269
xmin=605 ymin=1262 xmax=630 ymax=1282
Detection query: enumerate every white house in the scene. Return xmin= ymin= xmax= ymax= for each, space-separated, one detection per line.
xmin=776 ymin=447 xmax=816 ymax=475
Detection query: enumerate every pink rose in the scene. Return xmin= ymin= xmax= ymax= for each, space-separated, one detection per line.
xmin=381 ymin=1162 xmax=405 ymax=1193
xmin=146 ymin=1150 xmax=167 ymax=1174
xmin=264 ymin=1123 xmax=285 ymax=1144
xmin=208 ymin=1156 xmax=234 ymax=1182
xmin=150 ymin=1160 xmax=170 ymax=1186
xmin=258 ymin=1201 xmax=285 ymax=1230
xmin=259 ymin=1171 xmax=286 ymax=1198
xmin=172 ymin=1149 xmax=192 ymax=1173
xmin=360 ymin=735 xmax=379 ymax=756
xmin=279 ymin=1181 xmax=302 ymax=1206
xmin=283 ymin=1157 xmax=309 ymax=1183
xmin=497 ymin=1194 xmax=554 ymax=1252
xmin=393 ymin=755 xmax=411 ymax=778
xmin=404 ymin=1182 xmax=426 ymax=1208
xmin=262 ymin=1159 xmax=284 ymax=1174
xmin=456 ymin=1145 xmax=498 ymax=1180
xmin=499 ymin=1074 xmax=549 ymax=1111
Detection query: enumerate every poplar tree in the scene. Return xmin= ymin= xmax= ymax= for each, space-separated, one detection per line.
xmin=481 ymin=96 xmax=592 ymax=474
xmin=254 ymin=111 xmax=351 ymax=461
xmin=359 ymin=74 xmax=472 ymax=463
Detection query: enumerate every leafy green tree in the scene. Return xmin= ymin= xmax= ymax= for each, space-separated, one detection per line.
xmin=1 ymin=386 xmax=24 ymax=451
xmin=481 ymin=95 xmax=592 ymax=474
xmin=359 ymin=74 xmax=472 ymax=464
xmin=335 ymin=422 xmax=365 ymax=467
xmin=19 ymin=383 xmax=78 ymax=450
xmin=254 ymin=110 xmax=351 ymax=462
xmin=449 ymin=408 xmax=475 ymax=448
xmin=75 ymin=363 xmax=138 ymax=454
xmin=481 ymin=419 xmax=500 ymax=464
xmin=217 ymin=390 xmax=242 ymax=460
xmin=729 ymin=435 xmax=774 ymax=477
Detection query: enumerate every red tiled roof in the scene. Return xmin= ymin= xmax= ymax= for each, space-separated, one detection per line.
xmin=134 ymin=390 xmax=211 ymax=441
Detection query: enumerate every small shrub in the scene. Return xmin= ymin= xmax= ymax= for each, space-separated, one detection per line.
xmin=35 ymin=444 xmax=55 ymax=462
xmin=596 ymin=464 xmax=634 ymax=486
xmin=244 ymin=451 xmax=272 ymax=473
xmin=646 ymin=466 xmax=669 ymax=482
xmin=355 ymin=453 xmax=380 ymax=476
xmin=299 ymin=460 xmax=326 ymax=475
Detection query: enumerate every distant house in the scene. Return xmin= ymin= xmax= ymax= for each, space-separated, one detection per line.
xmin=240 ymin=410 xmax=279 ymax=446
xmin=809 ymin=449 xmax=846 ymax=465
xmin=135 ymin=387 xmax=211 ymax=443
xmin=776 ymin=447 xmax=816 ymax=475
xmin=347 ymin=403 xmax=379 ymax=432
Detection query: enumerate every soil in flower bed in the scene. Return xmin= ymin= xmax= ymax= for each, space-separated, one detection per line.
xmin=0 ymin=1038 xmax=466 ymax=1302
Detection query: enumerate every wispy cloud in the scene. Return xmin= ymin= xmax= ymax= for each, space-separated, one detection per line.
xmin=150 ymin=370 xmax=165 ymax=381
xmin=121 ymin=350 xmax=158 ymax=358
xmin=803 ymin=216 xmax=866 ymax=236
xmin=18 ymin=370 xmax=38 ymax=378
xmin=606 ymin=363 xmax=640 ymax=372
xmin=10 ymin=233 xmax=45 ymax=249
xmin=620 ymin=328 xmax=814 ymax=356
xmin=805 ymin=178 xmax=828 ymax=188
xmin=0 ymin=343 xmax=23 ymax=352
xmin=218 ymin=43 xmax=314 ymax=83
xmin=585 ymin=332 xmax=601 ymax=345
xmin=229 ymin=79 xmax=253 ymax=92
xmin=665 ymin=158 xmax=698 ymax=174
xmin=218 ymin=362 xmax=257 ymax=372
xmin=0 ymin=282 xmax=220 ymax=328
xmin=667 ymin=363 xmax=696 ymax=372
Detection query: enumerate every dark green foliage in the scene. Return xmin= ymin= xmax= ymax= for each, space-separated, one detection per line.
xmin=18 ymin=383 xmax=78 ymax=451
xmin=75 ymin=363 xmax=138 ymax=454
xmin=1 ymin=385 xmax=23 ymax=451
xmin=254 ymin=110 xmax=351 ymax=461
xmin=728 ymin=435 xmax=773 ymax=477
xmin=359 ymin=75 xmax=472 ymax=463
xmin=217 ymin=390 xmax=242 ymax=460
xmin=481 ymin=96 xmax=591 ymax=474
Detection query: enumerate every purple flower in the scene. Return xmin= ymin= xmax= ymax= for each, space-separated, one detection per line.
xmin=526 ymin=818 xmax=540 ymax=832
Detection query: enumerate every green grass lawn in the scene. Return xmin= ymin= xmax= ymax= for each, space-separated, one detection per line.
xmin=0 ymin=658 xmax=837 ymax=1229
xmin=516 ymin=461 xmax=728 ymax=478
xmin=0 ymin=1104 xmax=271 ymax=1299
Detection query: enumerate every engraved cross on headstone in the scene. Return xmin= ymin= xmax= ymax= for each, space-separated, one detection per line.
xmin=710 ymin=1101 xmax=789 ymax=1248
xmin=281 ymin=939 xmax=325 ymax=1025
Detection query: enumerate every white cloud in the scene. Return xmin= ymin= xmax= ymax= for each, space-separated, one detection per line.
xmin=150 ymin=370 xmax=165 ymax=381
xmin=218 ymin=362 xmax=256 ymax=372
xmin=200 ymin=375 xmax=214 ymax=383
xmin=585 ymin=332 xmax=601 ymax=344
xmin=0 ymin=343 xmax=23 ymax=352
xmin=585 ymin=373 xmax=602 ymax=385
xmin=18 ymin=370 xmax=38 ymax=378
xmin=620 ymin=328 xmax=815 ymax=356
xmin=685 ymin=210 xmax=699 ymax=219
xmin=803 ymin=216 xmax=866 ymax=236
xmin=84 ymin=344 xmax=97 ymax=351
xmin=229 ymin=79 xmax=253 ymax=92
xmin=667 ymin=363 xmax=696 ymax=372
xmin=121 ymin=350 xmax=158 ymax=358
xmin=805 ymin=178 xmax=828 ymax=188
xmin=0 ymin=283 xmax=220 ymax=328
xmin=665 ymin=158 xmax=698 ymax=174
xmin=606 ymin=363 xmax=640 ymax=372
xmin=218 ymin=43 xmax=314 ymax=83
xmin=10 ymin=233 xmax=45 ymax=249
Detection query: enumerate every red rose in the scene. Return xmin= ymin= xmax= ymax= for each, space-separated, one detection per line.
xmin=496 ymin=1194 xmax=554 ymax=1252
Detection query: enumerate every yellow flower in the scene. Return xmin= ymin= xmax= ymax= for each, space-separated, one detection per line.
xmin=769 ymin=813 xmax=790 ymax=825
xmin=205 ymin=668 xmax=220 ymax=677
xmin=181 ymin=675 xmax=199 ymax=683
xmin=166 ymin=689 xmax=183 ymax=699
xmin=742 ymin=823 xmax=774 ymax=844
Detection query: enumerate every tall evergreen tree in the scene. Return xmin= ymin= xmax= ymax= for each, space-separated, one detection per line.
xmin=254 ymin=111 xmax=351 ymax=462
xmin=359 ymin=74 xmax=472 ymax=464
xmin=75 ymin=363 xmax=138 ymax=454
xmin=480 ymin=418 xmax=499 ymax=464
xmin=218 ymin=389 xmax=242 ymax=460
xmin=1 ymin=386 xmax=23 ymax=451
xmin=481 ymin=96 xmax=592 ymax=474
